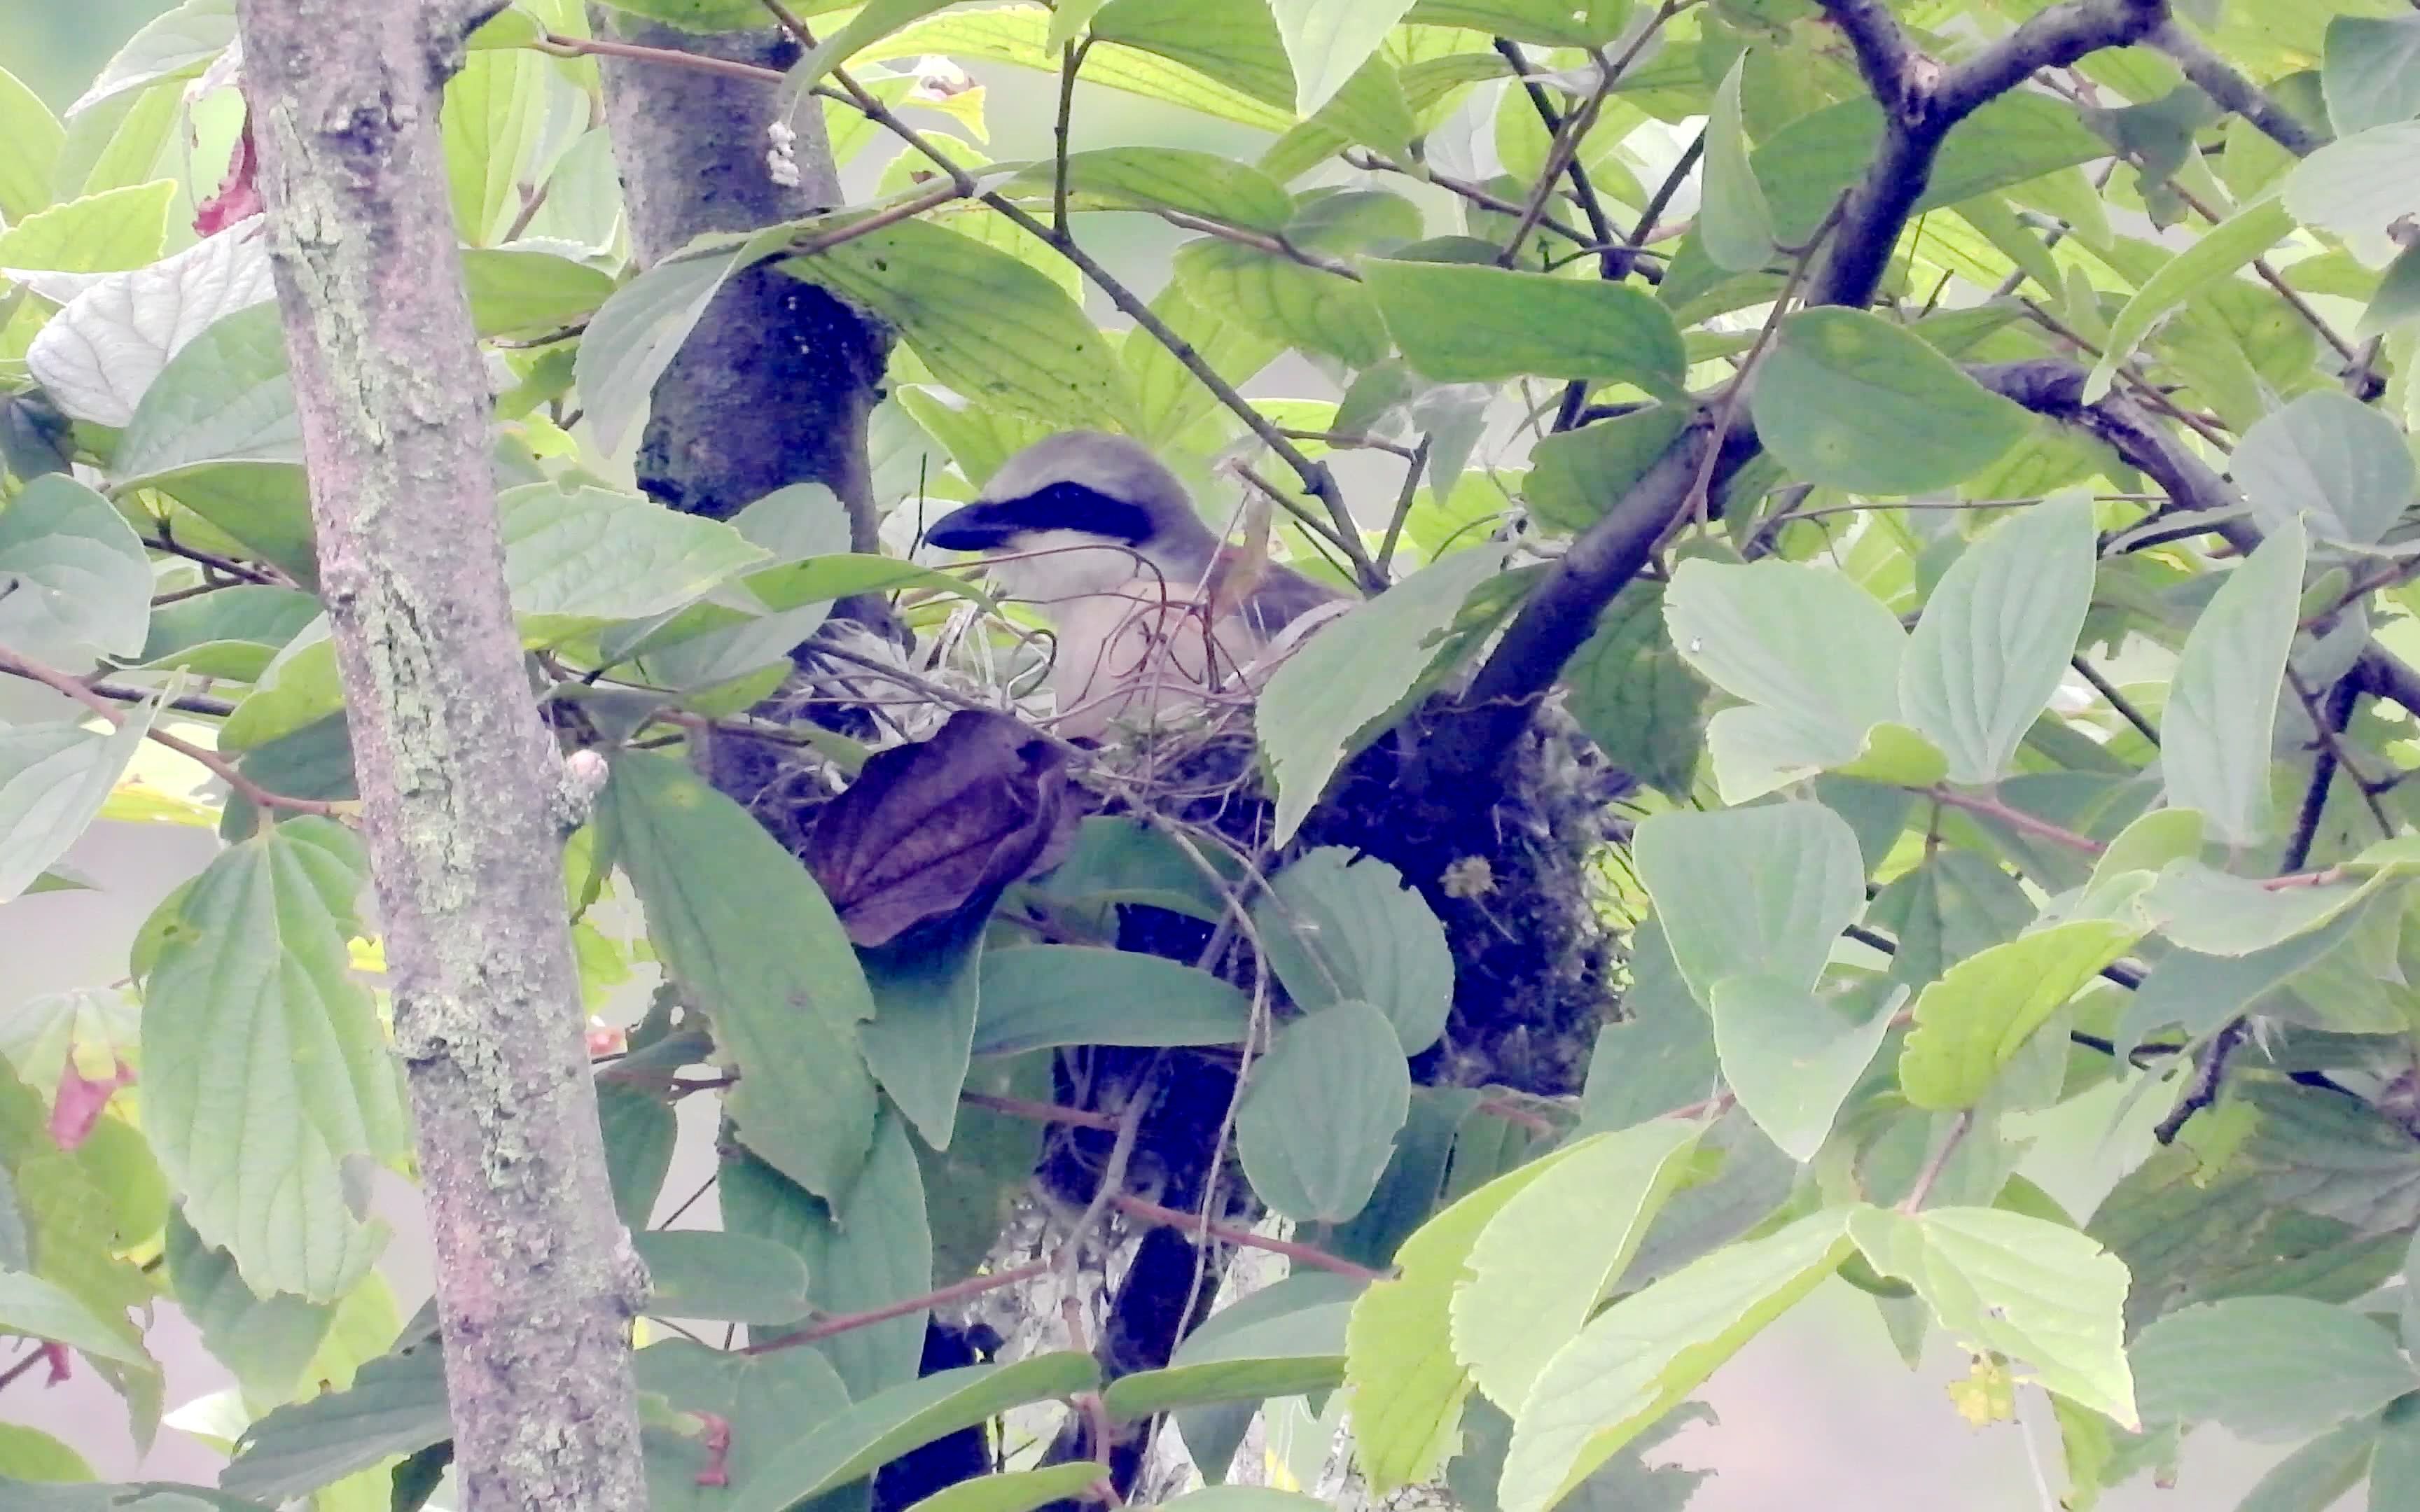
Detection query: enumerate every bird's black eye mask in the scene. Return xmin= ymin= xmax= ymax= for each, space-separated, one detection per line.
xmin=924 ymin=482 xmax=1155 ymax=552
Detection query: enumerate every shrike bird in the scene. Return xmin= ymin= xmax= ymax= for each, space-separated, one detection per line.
xmin=924 ymin=431 xmax=1344 ymax=741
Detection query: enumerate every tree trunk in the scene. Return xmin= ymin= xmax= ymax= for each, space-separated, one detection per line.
xmin=232 ymin=3 xmax=648 ymax=1508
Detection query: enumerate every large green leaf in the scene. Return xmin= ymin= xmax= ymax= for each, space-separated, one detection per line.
xmin=1125 ymin=280 xmax=1285 ymax=444
xmin=1091 ymin=0 xmax=1415 ymax=155
xmin=1497 ymin=1208 xmax=1857 ymax=1512
xmin=2324 ymin=13 xmax=2420 ymax=136
xmin=632 ymin=1340 xmax=854 ymax=1512
xmin=1267 ymin=0 xmax=1424 ymax=117
xmin=1259 ymin=543 xmax=1510 ymax=844
xmin=1363 ymin=261 xmax=1685 ymax=396
xmin=1752 ymin=307 xmax=2029 ymax=494
xmin=0 ymin=66 xmax=61 ymax=223
xmin=1524 ymin=405 xmax=1689 ymax=534
xmin=2132 ymin=1296 xmax=2420 ymax=1441
xmin=1101 ymin=1271 xmax=1363 ymax=1419
xmin=129 ymin=584 xmax=319 ymax=680
xmin=440 ymin=48 xmax=547 ymax=245
xmin=859 ymin=912 xmax=987 ymax=1151
xmin=0 ymin=1267 xmax=147 ymax=1364
xmin=2163 ymin=518 xmax=2307 ymax=848
xmin=2087 ymin=197 xmax=2293 ymax=402
xmin=900 ymin=1464 xmax=1111 ymax=1512
xmin=0 ymin=181 xmax=172 ymax=276
xmin=1898 ymin=920 xmax=2142 ymax=1111
xmin=22 ymin=218 xmax=275 ymax=428
xmin=110 ymin=302 xmax=300 ymax=480
xmin=1237 ymin=999 xmax=1411 ymax=1223
xmin=163 ymin=1210 xmax=333 ymax=1403
xmin=2233 ymin=391 xmax=2416 ymax=546
xmin=1007 ymin=148 xmax=1295 ymax=232
xmin=1631 ymin=801 xmax=1866 ymax=1008
xmin=496 ymin=479 xmax=767 ymax=645
xmin=461 ymin=245 xmax=618 ymax=336
xmin=969 ymin=945 xmax=1253 ymax=1054
xmin=1451 ymin=1121 xmax=1702 ymax=1413
xmin=1699 ymin=54 xmax=1774 ymax=274
xmin=2287 ymin=121 xmax=2420 ymax=265
xmin=65 ymin=0 xmax=233 ymax=115
xmin=1250 ymin=846 xmax=1453 ymax=1054
xmin=1847 ymin=1206 xmax=2136 ymax=1424
xmin=1347 ymin=1137 xmax=1597 ymax=1492
xmin=1898 ymin=495 xmax=2098 ymax=786
xmin=633 ymin=1230 xmax=814 ymax=1325
xmin=1174 ymin=240 xmax=1389 ymax=368
xmin=600 ymin=751 xmax=879 ymax=1199
xmin=575 ymin=221 xmax=806 ymax=452
xmin=1709 ymin=974 xmax=1900 ymax=1161
xmin=0 ymin=473 xmax=152 ymax=669
xmin=222 ymin=1338 xmax=449 ymax=1502
xmin=779 ymin=216 xmax=1139 ymax=430
xmin=143 ymin=818 xmax=409 ymax=1301
xmin=1558 ymin=581 xmax=1708 ymax=799
xmin=730 ymin=1354 xmax=1103 ymax=1512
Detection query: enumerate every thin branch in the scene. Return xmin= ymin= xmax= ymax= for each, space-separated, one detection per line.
xmin=1925 ymin=784 xmax=2106 ymax=854
xmin=1108 ymin=1194 xmax=1387 ymax=1281
xmin=745 ymin=1261 xmax=1055 ymax=1353
xmin=1342 ymin=151 xmax=1594 ymax=248
xmin=0 ymin=645 xmax=342 ymax=822
xmin=1052 ymin=38 xmax=1087 ymax=238
xmin=2146 ymin=20 xmax=2324 ymax=158
xmin=0 ymin=669 xmax=240 ymax=720
xmin=536 ymin=29 xmax=783 ymax=85
xmin=1898 ymin=1110 xmax=1973 ymax=1213
xmin=959 ymin=1091 xmax=1122 ymax=1130
xmin=141 ymin=532 xmax=287 ymax=586
xmin=2071 ymin=656 xmax=2159 ymax=746
xmin=1373 ymin=437 xmax=1431 ymax=578
xmin=1495 ymin=37 xmax=1619 ymax=272
xmin=2151 ymin=1018 xmax=2251 ymax=1144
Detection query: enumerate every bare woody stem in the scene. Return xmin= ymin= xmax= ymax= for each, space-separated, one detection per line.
xmin=0 ymin=645 xmax=340 ymax=822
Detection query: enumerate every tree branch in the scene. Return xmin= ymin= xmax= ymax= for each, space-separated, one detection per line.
xmin=2146 ymin=20 xmax=2325 ymax=158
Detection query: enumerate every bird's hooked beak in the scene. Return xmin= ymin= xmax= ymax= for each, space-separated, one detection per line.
xmin=923 ymin=499 xmax=1024 ymax=554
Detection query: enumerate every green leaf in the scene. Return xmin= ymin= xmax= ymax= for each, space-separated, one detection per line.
xmin=1124 ymin=281 xmax=1284 ymax=445
xmin=1405 ymin=0 xmax=1616 ymax=47
xmin=1363 ymin=260 xmax=1685 ymax=395
xmin=1237 ymin=1000 xmax=1411 ymax=1223
xmin=496 ymin=479 xmax=767 ymax=645
xmin=2234 ymin=392 xmax=2415 ymax=547
xmin=440 ymin=48 xmax=547 ymax=244
xmin=1847 ymin=1206 xmax=2136 ymax=1425
xmin=2139 ymin=860 xmax=2382 ymax=958
xmin=1103 ymin=1271 xmax=1362 ymax=1419
xmin=66 ymin=0 xmax=234 ymax=115
xmin=1091 ymin=0 xmax=1415 ymax=155
xmin=2236 ymin=1418 xmax=2380 ymax=1512
xmin=2132 ymin=1296 xmax=2420 ymax=1441
xmin=730 ymin=1354 xmax=1103 ymax=1512
xmin=1525 ymin=405 xmax=1688 ymax=534
xmin=23 ymin=225 xmax=277 ymax=429
xmin=1752 ymin=307 xmax=2029 ymax=493
xmin=1259 ymin=543 xmax=1510 ymax=845
xmin=0 ymin=1267 xmax=146 ymax=1364
xmin=1347 ymin=1136 xmax=1597 ymax=1492
xmin=163 ymin=1208 xmax=333 ymax=1403
xmin=1007 ymin=148 xmax=1295 ymax=232
xmin=860 ymin=913 xmax=987 ymax=1151
xmin=779 ymin=216 xmax=1139 ymax=430
xmin=1898 ymin=920 xmax=2141 ymax=1111
xmin=1174 ymin=240 xmax=1389 ymax=368
xmin=2287 ymin=122 xmax=2420 ymax=264
xmin=0 ymin=181 xmax=172 ymax=276
xmin=1452 ymin=1121 xmax=1702 ymax=1413
xmin=1899 ymin=494 xmax=2099 ymax=785
xmin=144 ymin=818 xmax=408 ymax=1301
xmin=1498 ymin=1208 xmax=1856 ymax=1512
xmin=2164 ymin=517 xmax=2308 ymax=848
xmin=783 ymin=1110 xmax=935 ymax=1400
xmin=597 ymin=1082 xmax=676 ymax=1228
xmin=798 ymin=0 xmax=969 ymax=90
xmin=1268 ymin=0 xmax=1423 ymax=117
xmin=1631 ymin=801 xmax=1867 ymax=1007
xmin=1700 ymin=54 xmax=1774 ymax=273
xmin=970 ymin=945 xmax=1253 ymax=1055
xmin=632 ymin=1340 xmax=853 ymax=1511
xmin=223 ymin=1339 xmax=449 ymax=1502
xmin=0 ymin=1422 xmax=91 ymax=1482
xmin=1251 ymin=847 xmax=1453 ymax=1054
xmin=2373 ymin=1397 xmax=2420 ymax=1510
xmin=111 ymin=301 xmax=300 ymax=477
xmin=2323 ymin=14 xmax=2420 ymax=136
xmin=903 ymin=1464 xmax=1112 ymax=1512
xmin=600 ymin=751 xmax=879 ymax=1200
xmin=0 ymin=66 xmax=62 ymax=223
xmin=461 ymin=246 xmax=618 ymax=336
xmin=2088 ymin=196 xmax=2293 ymax=402
xmin=0 ymin=473 xmax=153 ymax=668
xmin=1711 ymin=975 xmax=1900 ymax=1161
xmin=2360 ymin=241 xmax=2420 ymax=338
xmin=632 ymin=1230 xmax=814 ymax=1325
xmin=1559 ymin=582 xmax=1707 ymax=800
xmin=130 ymin=584 xmax=319 ymax=680
xmin=1159 ymin=1492 xmax=1333 ymax=1512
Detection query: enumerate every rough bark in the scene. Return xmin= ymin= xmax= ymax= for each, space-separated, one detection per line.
xmin=590 ymin=12 xmax=891 ymax=547
xmin=231 ymin=4 xmax=648 ymax=1508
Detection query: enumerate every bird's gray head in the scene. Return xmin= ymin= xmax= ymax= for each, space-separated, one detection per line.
xmin=922 ymin=431 xmax=1216 ymax=560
